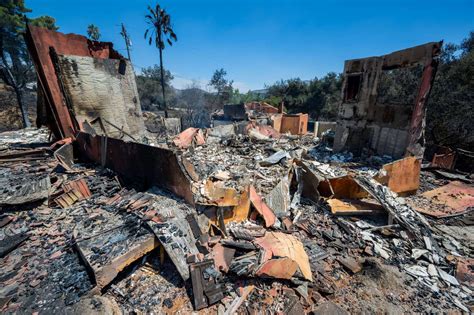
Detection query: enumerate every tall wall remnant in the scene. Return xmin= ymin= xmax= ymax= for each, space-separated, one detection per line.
xmin=25 ymin=25 xmax=144 ymax=140
xmin=56 ymin=55 xmax=144 ymax=139
xmin=333 ymin=42 xmax=442 ymax=158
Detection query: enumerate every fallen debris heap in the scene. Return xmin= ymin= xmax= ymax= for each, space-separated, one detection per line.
xmin=0 ymin=28 xmax=472 ymax=314
xmin=1 ymin=125 xmax=473 ymax=313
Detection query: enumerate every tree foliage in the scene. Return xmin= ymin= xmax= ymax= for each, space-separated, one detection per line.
xmin=427 ymin=32 xmax=474 ymax=150
xmin=144 ymin=3 xmax=177 ymax=118
xmin=208 ymin=68 xmax=233 ymax=109
xmin=86 ymin=24 xmax=100 ymax=41
xmin=136 ymin=64 xmax=175 ymax=111
xmin=263 ymin=73 xmax=342 ymax=120
xmin=0 ymin=0 xmax=58 ymax=127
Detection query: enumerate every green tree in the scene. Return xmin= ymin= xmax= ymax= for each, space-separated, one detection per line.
xmin=427 ymin=31 xmax=474 ymax=150
xmin=263 ymin=73 xmax=342 ymax=119
xmin=30 ymin=15 xmax=58 ymax=30
xmin=265 ymin=78 xmax=309 ymax=113
xmin=144 ymin=3 xmax=177 ymax=118
xmin=0 ymin=0 xmax=58 ymax=127
xmin=86 ymin=24 xmax=100 ymax=41
xmin=308 ymin=72 xmax=342 ymax=120
xmin=209 ymin=68 xmax=233 ymax=109
xmin=136 ymin=64 xmax=175 ymax=111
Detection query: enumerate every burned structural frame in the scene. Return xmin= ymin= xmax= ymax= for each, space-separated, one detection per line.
xmin=75 ymin=132 xmax=195 ymax=205
xmin=333 ymin=42 xmax=442 ymax=158
xmin=25 ymin=25 xmax=127 ymax=139
xmin=26 ymin=26 xmax=194 ymax=207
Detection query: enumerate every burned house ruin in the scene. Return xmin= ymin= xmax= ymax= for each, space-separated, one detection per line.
xmin=1 ymin=26 xmax=472 ymax=314
xmin=333 ymin=42 xmax=442 ymax=158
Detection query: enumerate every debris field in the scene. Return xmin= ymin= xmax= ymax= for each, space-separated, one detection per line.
xmin=0 ymin=26 xmax=473 ymax=314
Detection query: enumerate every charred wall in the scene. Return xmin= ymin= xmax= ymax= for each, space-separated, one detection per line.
xmin=56 ymin=55 xmax=145 ymax=139
xmin=333 ymin=42 xmax=442 ymax=158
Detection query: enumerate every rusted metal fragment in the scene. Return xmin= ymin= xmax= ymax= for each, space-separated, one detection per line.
xmin=422 ymin=181 xmax=474 ymax=213
xmin=431 ymin=146 xmax=456 ymax=169
xmin=181 ymin=157 xmax=200 ymax=181
xmin=406 ymin=49 xmax=441 ymax=157
xmin=337 ymin=256 xmax=362 ymax=274
xmin=204 ymin=188 xmax=251 ymax=226
xmin=320 ymin=175 xmax=368 ymax=199
xmin=249 ymin=186 xmax=276 ymax=227
xmin=204 ymin=190 xmax=250 ymax=228
xmin=456 ymin=258 xmax=474 ymax=286
xmin=189 ymin=260 xmax=224 ymax=310
xmin=25 ymin=25 xmax=123 ymax=138
xmin=203 ymin=180 xmax=240 ymax=206
xmin=173 ymin=127 xmax=206 ymax=149
xmin=254 ymin=232 xmax=312 ymax=281
xmin=256 ymin=257 xmax=298 ymax=279
xmin=210 ymin=243 xmax=236 ymax=273
xmin=327 ymin=199 xmax=385 ymax=216
xmin=295 ymin=160 xmax=322 ymax=203
xmin=75 ymin=132 xmax=194 ymax=204
xmin=54 ymin=143 xmax=74 ymax=171
xmin=375 ymin=157 xmax=420 ymax=195
xmin=231 ymin=188 xmax=251 ymax=222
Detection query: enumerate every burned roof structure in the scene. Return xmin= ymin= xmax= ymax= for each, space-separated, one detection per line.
xmin=333 ymin=42 xmax=442 ymax=159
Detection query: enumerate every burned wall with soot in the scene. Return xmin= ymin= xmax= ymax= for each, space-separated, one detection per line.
xmin=56 ymin=55 xmax=145 ymax=140
xmin=333 ymin=42 xmax=442 ymax=158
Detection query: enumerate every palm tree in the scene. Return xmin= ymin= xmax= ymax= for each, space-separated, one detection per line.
xmin=144 ymin=3 xmax=177 ymax=118
xmin=87 ymin=24 xmax=100 ymax=41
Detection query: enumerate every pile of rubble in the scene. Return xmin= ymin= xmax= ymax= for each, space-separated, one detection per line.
xmin=1 ymin=125 xmax=472 ymax=314
xmin=1 ymin=26 xmax=472 ymax=314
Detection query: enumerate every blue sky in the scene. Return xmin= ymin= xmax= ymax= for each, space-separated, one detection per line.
xmin=27 ymin=0 xmax=473 ymax=91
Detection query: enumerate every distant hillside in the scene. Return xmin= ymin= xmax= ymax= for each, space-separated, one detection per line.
xmin=250 ymin=88 xmax=268 ymax=98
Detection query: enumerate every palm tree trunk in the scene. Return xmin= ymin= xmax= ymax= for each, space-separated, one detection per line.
xmin=158 ymin=41 xmax=168 ymax=118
